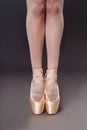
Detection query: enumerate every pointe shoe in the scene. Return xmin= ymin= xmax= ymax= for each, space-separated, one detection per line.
xmin=44 ymin=69 xmax=60 ymax=115
xmin=29 ymin=68 xmax=44 ymax=114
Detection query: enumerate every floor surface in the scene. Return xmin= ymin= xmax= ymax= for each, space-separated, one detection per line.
xmin=0 ymin=70 xmax=87 ymax=130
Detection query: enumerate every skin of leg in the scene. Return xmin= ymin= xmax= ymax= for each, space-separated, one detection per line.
xmin=44 ymin=0 xmax=64 ymax=101
xmin=26 ymin=0 xmax=46 ymax=69
xmin=26 ymin=0 xmax=47 ymax=102
xmin=45 ymin=0 xmax=64 ymax=69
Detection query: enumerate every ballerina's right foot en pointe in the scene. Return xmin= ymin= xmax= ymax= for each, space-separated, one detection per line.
xmin=29 ymin=68 xmax=44 ymax=114
xmin=29 ymin=68 xmax=60 ymax=115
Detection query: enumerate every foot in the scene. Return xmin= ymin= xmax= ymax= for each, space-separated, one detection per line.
xmin=29 ymin=68 xmax=45 ymax=114
xmin=44 ymin=69 xmax=60 ymax=101
xmin=30 ymin=68 xmax=44 ymax=101
xmin=44 ymin=69 xmax=60 ymax=114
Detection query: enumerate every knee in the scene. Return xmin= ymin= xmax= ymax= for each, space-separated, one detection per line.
xmin=46 ymin=0 xmax=63 ymax=15
xmin=30 ymin=0 xmax=45 ymax=16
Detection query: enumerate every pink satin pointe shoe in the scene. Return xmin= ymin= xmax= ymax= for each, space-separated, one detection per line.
xmin=44 ymin=69 xmax=60 ymax=115
xmin=29 ymin=68 xmax=44 ymax=114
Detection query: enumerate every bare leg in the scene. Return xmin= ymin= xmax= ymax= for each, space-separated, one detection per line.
xmin=45 ymin=0 xmax=64 ymax=69
xmin=45 ymin=0 xmax=64 ymax=101
xmin=26 ymin=0 xmax=46 ymax=69
xmin=26 ymin=0 xmax=46 ymax=101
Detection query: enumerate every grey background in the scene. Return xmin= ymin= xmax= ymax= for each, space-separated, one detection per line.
xmin=0 ymin=0 xmax=87 ymax=72
xmin=0 ymin=0 xmax=87 ymax=130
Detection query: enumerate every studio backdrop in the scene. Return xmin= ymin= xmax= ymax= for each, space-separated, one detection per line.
xmin=0 ymin=0 xmax=87 ymax=72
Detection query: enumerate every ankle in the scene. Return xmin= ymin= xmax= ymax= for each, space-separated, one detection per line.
xmin=32 ymin=68 xmax=43 ymax=75
xmin=45 ymin=68 xmax=58 ymax=79
xmin=32 ymin=68 xmax=44 ymax=82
